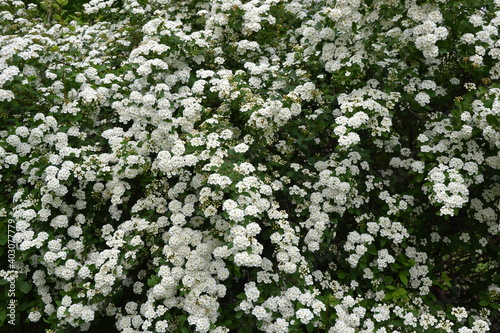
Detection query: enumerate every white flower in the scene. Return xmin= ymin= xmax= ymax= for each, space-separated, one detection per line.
xmin=296 ymin=308 xmax=314 ymax=324
xmin=472 ymin=319 xmax=489 ymax=333
xmin=80 ymin=307 xmax=95 ymax=322
xmin=451 ymin=307 xmax=468 ymax=321
xmin=77 ymin=266 xmax=91 ymax=279
xmin=252 ymin=306 xmax=270 ymax=321
xmin=246 ymin=222 xmax=261 ymax=236
xmin=245 ymin=282 xmax=260 ymax=302
xmin=220 ymin=200 xmax=236 ymax=212
xmin=415 ymin=92 xmax=430 ymax=106
xmin=234 ymin=252 xmax=262 ymax=267
xmin=171 ymin=142 xmax=185 ymax=155
xmin=334 ymin=125 xmax=347 ymax=136
xmin=50 ymin=215 xmax=68 ymax=229
xmin=234 ymin=143 xmax=250 ymax=153
xmin=68 ymin=225 xmax=83 ymax=238
xmin=156 ymin=320 xmax=169 ymax=332
xmin=28 ymin=310 xmax=41 ymax=322
xmin=228 ymin=208 xmax=245 ymax=222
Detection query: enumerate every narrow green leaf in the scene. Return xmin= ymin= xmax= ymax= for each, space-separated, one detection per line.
xmin=179 ymin=314 xmax=187 ymax=327
xmin=400 ymin=274 xmax=408 ymax=286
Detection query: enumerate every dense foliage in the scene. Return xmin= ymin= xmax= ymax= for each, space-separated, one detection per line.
xmin=0 ymin=0 xmax=499 ymax=332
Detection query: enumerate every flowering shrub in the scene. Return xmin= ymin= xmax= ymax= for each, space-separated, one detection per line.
xmin=0 ymin=0 xmax=499 ymax=332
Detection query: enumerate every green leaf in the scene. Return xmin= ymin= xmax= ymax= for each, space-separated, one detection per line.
xmin=19 ymin=300 xmax=37 ymax=311
xmin=0 ymin=234 xmax=7 ymax=246
xmin=415 ymin=174 xmax=425 ymax=183
xmin=399 ymin=274 xmax=408 ymax=286
xmin=147 ymin=277 xmax=157 ymax=287
xmin=479 ymin=299 xmax=490 ymax=306
xmin=179 ymin=314 xmax=187 ymax=327
xmin=352 ymin=22 xmax=358 ymax=34
xmin=19 ymin=281 xmax=31 ymax=294
xmin=389 ymin=262 xmax=401 ymax=271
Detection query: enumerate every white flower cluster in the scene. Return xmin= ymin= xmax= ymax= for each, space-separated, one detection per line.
xmin=410 ymin=8 xmax=448 ymax=59
xmin=333 ymin=87 xmax=400 ymax=148
xmin=1 ymin=0 xmax=499 ymax=332
xmin=240 ymin=284 xmax=325 ymax=331
xmin=344 ymin=217 xmax=409 ymax=270
xmin=425 ymin=164 xmax=470 ymax=215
